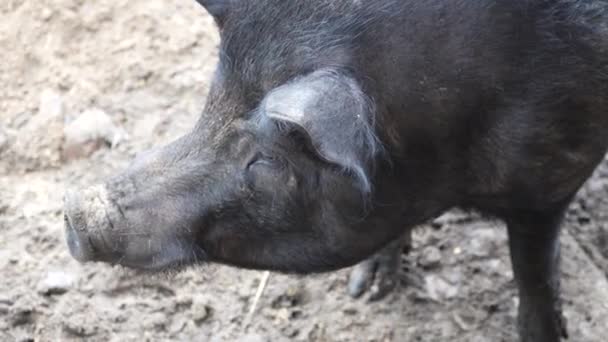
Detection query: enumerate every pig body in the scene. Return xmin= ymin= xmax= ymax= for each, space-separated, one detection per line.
xmin=65 ymin=1 xmax=608 ymax=341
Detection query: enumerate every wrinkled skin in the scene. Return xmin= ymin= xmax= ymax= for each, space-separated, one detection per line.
xmin=64 ymin=1 xmax=608 ymax=341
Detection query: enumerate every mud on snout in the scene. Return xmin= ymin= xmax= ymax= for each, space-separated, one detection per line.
xmin=64 ymin=184 xmax=203 ymax=271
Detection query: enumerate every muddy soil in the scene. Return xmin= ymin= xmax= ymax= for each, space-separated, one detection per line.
xmin=1 ymin=1 xmax=608 ymax=341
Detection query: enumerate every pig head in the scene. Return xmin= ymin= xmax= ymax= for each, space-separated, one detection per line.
xmin=64 ymin=7 xmax=410 ymax=274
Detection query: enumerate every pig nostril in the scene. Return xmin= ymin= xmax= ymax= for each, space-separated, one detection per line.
xmin=64 ymin=213 xmax=71 ymax=229
xmin=64 ymin=211 xmax=79 ymax=232
xmin=64 ymin=204 xmax=95 ymax=262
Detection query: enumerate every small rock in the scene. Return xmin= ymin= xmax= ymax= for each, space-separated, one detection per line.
xmin=38 ymin=270 xmax=75 ymax=296
xmin=424 ymin=274 xmax=458 ymax=301
xmin=452 ymin=311 xmax=476 ymax=331
xmin=468 ymin=228 xmax=500 ymax=258
xmin=453 ymin=305 xmax=489 ymax=332
xmin=418 ymin=246 xmax=442 ymax=268
xmin=271 ymin=285 xmax=306 ymax=309
xmin=281 ymin=325 xmax=300 ymax=338
xmin=40 ymin=7 xmax=53 ymax=21
xmin=62 ymin=319 xmax=97 ymax=337
xmin=62 ymin=108 xmax=126 ymax=161
xmin=169 ymin=317 xmax=187 ymax=334
xmin=191 ymin=301 xmax=212 ymax=325
xmin=274 ymin=308 xmax=292 ymax=322
xmin=144 ymin=312 xmax=167 ymax=332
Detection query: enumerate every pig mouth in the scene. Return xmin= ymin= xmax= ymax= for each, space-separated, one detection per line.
xmin=64 ymin=187 xmax=205 ymax=271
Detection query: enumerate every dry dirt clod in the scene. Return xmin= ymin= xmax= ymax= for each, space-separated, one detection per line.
xmin=8 ymin=296 xmax=38 ymax=327
xmin=40 ymin=7 xmax=53 ymax=21
xmin=62 ymin=320 xmax=98 ymax=337
xmin=419 ymin=246 xmax=442 ymax=269
xmin=281 ymin=325 xmax=300 ymax=338
xmin=452 ymin=307 xmax=485 ymax=332
xmin=191 ymin=299 xmax=213 ymax=326
xmin=271 ymin=284 xmax=306 ymax=309
xmin=62 ymin=108 xmax=126 ymax=161
xmin=425 ymin=274 xmax=459 ymax=302
xmin=169 ymin=317 xmax=188 ymax=334
xmin=37 ymin=270 xmax=75 ymax=296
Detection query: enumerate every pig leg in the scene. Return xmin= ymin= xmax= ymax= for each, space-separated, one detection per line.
xmin=506 ymin=208 xmax=569 ymax=342
xmin=348 ymin=230 xmax=412 ymax=301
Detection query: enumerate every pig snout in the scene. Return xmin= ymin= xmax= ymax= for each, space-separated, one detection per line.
xmin=64 ymin=173 xmax=205 ymax=271
xmin=64 ymin=186 xmax=122 ymax=264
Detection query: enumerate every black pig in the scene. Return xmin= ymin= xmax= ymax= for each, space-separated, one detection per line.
xmin=64 ymin=1 xmax=608 ymax=341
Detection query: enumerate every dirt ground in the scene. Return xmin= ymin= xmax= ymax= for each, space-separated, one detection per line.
xmin=1 ymin=1 xmax=608 ymax=341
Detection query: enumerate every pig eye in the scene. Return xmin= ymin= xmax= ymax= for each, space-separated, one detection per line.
xmin=246 ymin=153 xmax=283 ymax=170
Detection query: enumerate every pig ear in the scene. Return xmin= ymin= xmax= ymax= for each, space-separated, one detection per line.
xmin=194 ymin=0 xmax=232 ymax=26
xmin=262 ymin=70 xmax=382 ymax=193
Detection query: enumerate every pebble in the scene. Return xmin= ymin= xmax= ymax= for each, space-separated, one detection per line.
xmin=418 ymin=246 xmax=442 ymax=268
xmin=452 ymin=307 xmax=485 ymax=331
xmin=271 ymin=285 xmax=306 ymax=309
xmin=62 ymin=108 xmax=126 ymax=161
xmin=424 ymin=274 xmax=458 ymax=301
xmin=37 ymin=270 xmax=75 ymax=296
xmin=169 ymin=317 xmax=188 ymax=334
xmin=191 ymin=300 xmax=212 ymax=325
xmin=40 ymin=8 xmax=53 ymax=21
xmin=62 ymin=319 xmax=98 ymax=337
xmin=281 ymin=325 xmax=300 ymax=338
xmin=144 ymin=312 xmax=167 ymax=332
xmin=467 ymin=228 xmax=501 ymax=258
